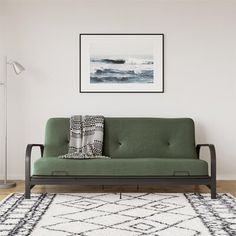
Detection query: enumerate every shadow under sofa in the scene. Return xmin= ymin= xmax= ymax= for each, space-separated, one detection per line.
xmin=25 ymin=117 xmax=216 ymax=199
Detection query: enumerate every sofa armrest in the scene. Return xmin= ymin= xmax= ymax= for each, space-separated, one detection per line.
xmin=25 ymin=144 xmax=44 ymax=179
xmin=196 ymin=144 xmax=216 ymax=179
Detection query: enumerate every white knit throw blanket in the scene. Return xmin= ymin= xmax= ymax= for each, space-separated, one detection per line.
xmin=59 ymin=115 xmax=109 ymax=159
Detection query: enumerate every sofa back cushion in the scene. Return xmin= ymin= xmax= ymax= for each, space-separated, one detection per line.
xmin=103 ymin=118 xmax=197 ymax=159
xmin=43 ymin=117 xmax=197 ymax=159
xmin=44 ymin=118 xmax=70 ymax=157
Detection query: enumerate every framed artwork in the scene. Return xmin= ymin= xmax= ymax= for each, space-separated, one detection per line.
xmin=79 ymin=34 xmax=164 ymax=93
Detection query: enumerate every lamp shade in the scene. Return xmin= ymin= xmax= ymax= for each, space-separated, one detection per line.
xmin=12 ymin=61 xmax=25 ymax=74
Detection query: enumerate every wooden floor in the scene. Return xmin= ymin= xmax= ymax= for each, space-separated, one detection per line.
xmin=0 ymin=180 xmax=236 ymax=201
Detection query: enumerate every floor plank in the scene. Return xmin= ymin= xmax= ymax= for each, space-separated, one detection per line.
xmin=0 ymin=180 xmax=235 ymax=200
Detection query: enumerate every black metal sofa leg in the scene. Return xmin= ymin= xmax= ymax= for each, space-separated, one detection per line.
xmin=211 ymin=182 xmax=216 ymax=199
xmin=25 ymin=180 xmax=31 ymax=199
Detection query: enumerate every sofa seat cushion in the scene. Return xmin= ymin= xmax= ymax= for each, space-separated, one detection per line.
xmin=32 ymin=158 xmax=208 ymax=176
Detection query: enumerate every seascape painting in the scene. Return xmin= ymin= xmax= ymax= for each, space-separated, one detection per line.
xmin=90 ymin=55 xmax=154 ymax=84
xmin=80 ymin=34 xmax=164 ymax=93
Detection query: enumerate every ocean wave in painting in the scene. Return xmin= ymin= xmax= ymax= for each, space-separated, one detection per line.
xmin=90 ymin=56 xmax=154 ymax=84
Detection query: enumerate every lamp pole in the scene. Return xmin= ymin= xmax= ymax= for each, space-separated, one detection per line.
xmin=0 ymin=56 xmax=24 ymax=189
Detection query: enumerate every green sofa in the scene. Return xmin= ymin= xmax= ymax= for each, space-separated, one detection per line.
xmin=25 ymin=117 xmax=216 ymax=198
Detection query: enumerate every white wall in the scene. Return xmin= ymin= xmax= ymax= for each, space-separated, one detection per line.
xmin=0 ymin=1 xmax=7 ymax=179
xmin=0 ymin=0 xmax=235 ymax=180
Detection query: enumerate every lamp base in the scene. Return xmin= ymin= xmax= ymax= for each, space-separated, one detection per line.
xmin=0 ymin=181 xmax=16 ymax=189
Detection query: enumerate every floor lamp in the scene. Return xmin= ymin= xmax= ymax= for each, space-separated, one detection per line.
xmin=0 ymin=57 xmax=25 ymax=189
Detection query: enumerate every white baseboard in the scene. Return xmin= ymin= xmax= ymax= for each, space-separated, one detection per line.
xmin=0 ymin=175 xmax=24 ymax=180
xmin=217 ymin=175 xmax=236 ymax=180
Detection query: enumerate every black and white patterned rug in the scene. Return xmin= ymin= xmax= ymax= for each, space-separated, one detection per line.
xmin=0 ymin=193 xmax=235 ymax=235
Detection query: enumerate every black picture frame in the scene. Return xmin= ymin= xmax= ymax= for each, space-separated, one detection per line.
xmin=79 ymin=33 xmax=164 ymax=93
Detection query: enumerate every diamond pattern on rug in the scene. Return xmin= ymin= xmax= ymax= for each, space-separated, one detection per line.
xmin=115 ymin=218 xmax=168 ymax=234
xmin=94 ymin=202 xmax=133 ymax=213
xmin=0 ymin=193 xmax=235 ymax=236
xmin=146 ymin=212 xmax=195 ymax=225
